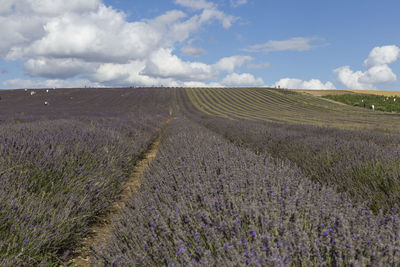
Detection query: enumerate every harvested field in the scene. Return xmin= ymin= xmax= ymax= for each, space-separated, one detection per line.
xmin=295 ymin=89 xmax=355 ymax=96
xmin=184 ymin=87 xmax=400 ymax=132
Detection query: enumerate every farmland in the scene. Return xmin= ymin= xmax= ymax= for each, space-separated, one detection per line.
xmin=184 ymin=87 xmax=400 ymax=132
xmin=322 ymin=93 xmax=400 ymax=113
xmin=0 ymin=88 xmax=171 ymax=265
xmin=1 ymin=87 xmax=400 ymax=266
xmin=297 ymin=89 xmax=400 ymax=97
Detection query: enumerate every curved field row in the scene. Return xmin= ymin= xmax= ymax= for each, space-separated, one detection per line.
xmin=185 ymin=87 xmax=400 ymax=131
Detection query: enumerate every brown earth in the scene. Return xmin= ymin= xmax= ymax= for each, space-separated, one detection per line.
xmin=347 ymin=90 xmax=400 ymax=97
xmin=294 ymin=89 xmax=354 ymax=96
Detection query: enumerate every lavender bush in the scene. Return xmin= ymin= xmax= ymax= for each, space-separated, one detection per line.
xmin=177 ymin=88 xmax=400 ymax=213
xmin=0 ymin=88 xmax=171 ymax=265
xmin=93 ymin=119 xmax=400 ymax=266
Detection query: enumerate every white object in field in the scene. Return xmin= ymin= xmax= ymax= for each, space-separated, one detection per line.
xmin=44 ymin=101 xmax=49 ymax=105
xmin=24 ymin=88 xmax=28 ymax=92
xmin=362 ymin=99 xmax=364 ymax=102
xmin=53 ymin=87 xmax=56 ymax=90
xmin=371 ymin=104 xmax=375 ymax=111
xmin=394 ymin=98 xmax=397 ymax=102
xmin=30 ymin=91 xmax=35 ymax=95
xmin=46 ymin=89 xmax=49 ymax=93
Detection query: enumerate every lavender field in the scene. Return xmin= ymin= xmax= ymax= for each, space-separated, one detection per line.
xmin=0 ymin=88 xmax=170 ymax=265
xmin=93 ymin=118 xmax=400 ymax=266
xmin=1 ymin=87 xmax=400 ymax=266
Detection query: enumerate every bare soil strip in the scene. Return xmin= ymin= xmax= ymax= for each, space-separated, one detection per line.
xmin=295 ymin=89 xmax=355 ymax=96
xmin=65 ymin=116 xmax=172 ymax=267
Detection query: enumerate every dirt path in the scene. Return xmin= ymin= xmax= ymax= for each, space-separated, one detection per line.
xmin=65 ymin=114 xmax=172 ymax=266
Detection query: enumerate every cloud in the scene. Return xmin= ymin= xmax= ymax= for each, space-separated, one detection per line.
xmin=173 ymin=0 xmax=235 ymax=29
xmin=0 ymin=0 xmax=102 ymax=57
xmin=230 ymin=0 xmax=248 ymax=8
xmin=244 ymin=37 xmax=323 ymax=53
xmin=1 ymin=68 xmax=7 ymax=74
xmin=363 ymin=45 xmax=400 ymax=68
xmin=7 ymin=8 xmax=188 ymax=62
xmin=28 ymin=0 xmax=101 ymax=15
xmin=334 ymin=65 xmax=396 ymax=90
xmin=220 ymin=72 xmax=264 ymax=87
xmin=246 ymin=62 xmax=270 ymax=69
xmin=181 ymin=81 xmax=215 ymax=87
xmin=3 ymin=1 xmax=233 ymax=62
xmin=174 ymin=0 xmax=215 ymax=10
xmin=213 ymin=55 xmax=253 ymax=72
xmin=274 ymin=78 xmax=336 ymax=90
xmin=142 ymin=51 xmax=252 ymax=82
xmin=142 ymin=48 xmax=215 ymax=81
xmin=3 ymin=78 xmax=101 ymax=88
xmin=0 ymin=0 xmax=101 ymax=16
xmin=358 ymin=64 xmax=397 ymax=84
xmin=0 ymin=0 xmax=15 ymax=15
xmin=334 ymin=66 xmax=370 ymax=90
xmin=0 ymin=0 xmax=250 ymax=89
xmin=197 ymin=8 xmax=236 ymax=29
xmin=181 ymin=44 xmax=206 ymax=57
xmin=335 ymin=45 xmax=399 ymax=90
xmin=24 ymin=58 xmax=96 ymax=79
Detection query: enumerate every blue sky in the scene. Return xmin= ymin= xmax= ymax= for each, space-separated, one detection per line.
xmin=1 ymin=0 xmax=399 ymax=90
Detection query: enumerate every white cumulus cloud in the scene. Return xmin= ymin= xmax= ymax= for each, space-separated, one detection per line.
xmin=359 ymin=64 xmax=397 ymax=84
xmin=274 ymin=78 xmax=336 ymax=90
xmin=3 ymin=78 xmax=101 ymax=88
xmin=334 ymin=66 xmax=371 ymax=90
xmin=363 ymin=45 xmax=400 ymax=68
xmin=142 ymin=48 xmax=215 ymax=81
xmin=7 ymin=8 xmax=187 ymax=62
xmin=0 ymin=0 xmax=249 ymax=89
xmin=24 ymin=58 xmax=96 ymax=79
xmin=28 ymin=0 xmax=101 ymax=15
xmin=213 ymin=55 xmax=253 ymax=72
xmin=335 ymin=45 xmax=399 ymax=90
xmin=221 ymin=73 xmax=264 ymax=87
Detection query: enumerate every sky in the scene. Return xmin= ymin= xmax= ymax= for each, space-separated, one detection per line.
xmin=1 ymin=0 xmax=400 ymax=90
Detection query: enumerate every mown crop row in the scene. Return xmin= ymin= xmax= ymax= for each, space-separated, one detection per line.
xmin=185 ymin=87 xmax=400 ymax=132
xmin=92 ymin=118 xmax=400 ymax=266
xmin=0 ymin=88 xmax=171 ymax=266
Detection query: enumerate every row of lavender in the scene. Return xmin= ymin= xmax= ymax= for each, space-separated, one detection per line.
xmin=93 ymin=119 xmax=400 ymax=266
xmin=0 ymin=88 xmax=171 ymax=266
xmin=196 ymin=116 xmax=400 ymax=214
xmin=178 ymin=89 xmax=400 ymax=214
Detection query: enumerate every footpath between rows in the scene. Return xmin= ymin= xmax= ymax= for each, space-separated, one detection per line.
xmin=65 ymin=112 xmax=173 ymax=267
